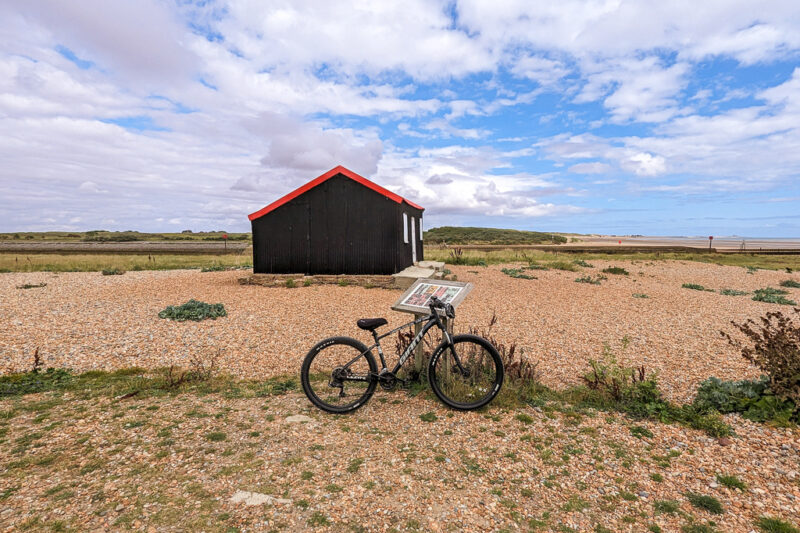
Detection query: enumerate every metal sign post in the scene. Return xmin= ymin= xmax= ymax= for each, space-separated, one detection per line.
xmin=391 ymin=278 xmax=473 ymax=373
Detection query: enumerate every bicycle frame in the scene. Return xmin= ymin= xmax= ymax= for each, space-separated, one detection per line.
xmin=342 ymin=310 xmax=453 ymax=379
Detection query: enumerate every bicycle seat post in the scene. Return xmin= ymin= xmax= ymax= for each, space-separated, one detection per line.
xmin=371 ymin=329 xmax=388 ymax=368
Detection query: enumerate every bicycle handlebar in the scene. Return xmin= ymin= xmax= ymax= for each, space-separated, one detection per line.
xmin=428 ymin=296 xmax=456 ymax=319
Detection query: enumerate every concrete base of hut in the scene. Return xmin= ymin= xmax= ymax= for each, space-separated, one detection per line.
xmin=239 ymin=262 xmax=448 ymax=290
xmin=238 ymin=273 xmax=398 ymax=289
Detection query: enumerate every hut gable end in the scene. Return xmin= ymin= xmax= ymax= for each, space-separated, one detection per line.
xmin=249 ymin=166 xmax=423 ymax=275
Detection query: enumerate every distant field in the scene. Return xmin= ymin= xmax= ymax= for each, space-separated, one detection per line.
xmin=424 ymin=247 xmax=800 ymax=271
xmin=0 ymin=253 xmax=252 ymax=273
xmin=423 ymin=226 xmax=568 ymax=245
xmin=0 ymin=230 xmax=250 ymax=242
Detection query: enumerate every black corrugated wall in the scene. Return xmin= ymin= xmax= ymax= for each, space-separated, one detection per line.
xmin=251 ymin=173 xmax=423 ymax=274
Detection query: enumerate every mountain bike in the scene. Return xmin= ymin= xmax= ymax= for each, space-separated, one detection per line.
xmin=300 ymin=296 xmax=504 ymax=413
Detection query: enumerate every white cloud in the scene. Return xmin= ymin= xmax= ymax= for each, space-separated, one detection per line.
xmin=1 ymin=0 xmax=800 ymax=232
xmin=568 ymin=162 xmax=612 ymax=174
xmin=510 ymin=55 xmax=569 ymax=87
xmin=623 ymin=153 xmax=667 ymax=177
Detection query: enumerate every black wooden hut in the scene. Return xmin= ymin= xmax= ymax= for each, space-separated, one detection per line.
xmin=248 ymin=166 xmax=424 ymax=275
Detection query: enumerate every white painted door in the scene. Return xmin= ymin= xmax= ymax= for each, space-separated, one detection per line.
xmin=411 ymin=217 xmax=417 ymax=263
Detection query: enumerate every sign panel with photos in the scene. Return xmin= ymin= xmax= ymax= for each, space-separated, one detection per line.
xmin=392 ymin=278 xmax=473 ymax=315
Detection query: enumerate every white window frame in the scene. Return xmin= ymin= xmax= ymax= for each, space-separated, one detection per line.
xmin=419 ymin=217 xmax=423 ymax=240
xmin=403 ymin=213 xmax=408 ymax=243
xmin=411 ymin=217 xmax=417 ymax=262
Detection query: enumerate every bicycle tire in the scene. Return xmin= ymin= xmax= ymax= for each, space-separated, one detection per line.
xmin=301 ymin=336 xmax=378 ymax=414
xmin=428 ymin=334 xmax=504 ymax=411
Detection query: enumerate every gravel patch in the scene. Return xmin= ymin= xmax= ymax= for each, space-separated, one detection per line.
xmin=3 ymin=261 xmax=800 ymax=401
xmin=0 ymin=389 xmax=797 ymax=532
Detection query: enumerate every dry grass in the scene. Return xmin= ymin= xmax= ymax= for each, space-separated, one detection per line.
xmin=0 ymin=253 xmax=251 ymax=273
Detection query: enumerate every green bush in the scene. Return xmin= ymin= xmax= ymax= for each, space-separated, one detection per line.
xmin=752 ymin=288 xmax=796 ymax=305
xmin=200 ymin=265 xmax=227 ymax=272
xmin=101 ymin=268 xmax=125 ymax=276
xmin=423 ymin=226 xmax=567 ymax=245
xmin=285 ymin=278 xmax=297 ymax=288
xmin=577 ymin=345 xmax=732 ymax=437
xmin=602 ymin=266 xmax=629 ymax=275
xmin=722 ymin=308 xmax=800 ymax=408
xmin=573 ymin=259 xmax=593 ymax=268
xmin=633 ymin=293 xmax=649 ymax=299
xmin=779 ymin=280 xmax=800 ymax=289
xmin=158 ymin=300 xmax=227 ymax=321
xmin=693 ymin=376 xmax=796 ymax=424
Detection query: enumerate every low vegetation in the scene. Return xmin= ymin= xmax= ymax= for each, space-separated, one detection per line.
xmin=682 ymin=283 xmax=714 ymax=292
xmin=544 ymin=260 xmax=579 ymax=272
xmin=16 ymin=282 xmax=47 ymax=289
xmin=158 ymin=300 xmax=227 ymax=322
xmin=200 ymin=264 xmax=228 ymax=272
xmin=720 ymin=307 xmax=800 ymax=417
xmin=101 ymin=267 xmax=125 ymax=276
xmin=575 ymin=275 xmax=606 ymax=285
xmin=0 ymin=253 xmax=252 ymax=273
xmin=752 ymin=288 xmax=796 ymax=306
xmin=756 ymin=516 xmax=800 ymax=533
xmin=423 ymin=226 xmax=567 ymax=245
xmin=501 ymin=267 xmax=537 ymax=280
xmin=720 ymin=288 xmax=749 ymax=296
xmin=0 ymin=230 xmax=250 ymax=242
xmin=423 ymin=247 xmax=800 ymax=271
xmin=685 ymin=492 xmax=724 ymax=514
xmin=602 ymin=266 xmax=629 ymax=275
xmin=779 ymin=279 xmax=800 ymax=289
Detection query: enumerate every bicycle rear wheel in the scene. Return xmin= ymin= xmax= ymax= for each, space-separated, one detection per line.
xmin=428 ymin=334 xmax=504 ymax=410
xmin=301 ymin=337 xmax=378 ymax=414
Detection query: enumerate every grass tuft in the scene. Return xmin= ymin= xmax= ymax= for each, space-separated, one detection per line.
xmin=756 ymin=516 xmax=800 ymax=533
xmin=685 ymin=492 xmax=724 ymax=514
xmin=419 ymin=412 xmax=437 ymax=422
xmin=716 ymin=473 xmax=746 ymax=491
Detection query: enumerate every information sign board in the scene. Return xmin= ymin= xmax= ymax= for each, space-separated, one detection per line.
xmin=392 ymin=278 xmax=473 ymax=315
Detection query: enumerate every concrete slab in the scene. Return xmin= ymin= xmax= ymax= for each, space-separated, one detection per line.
xmin=417 ymin=260 xmax=446 ymax=271
xmin=391 ymin=266 xmax=437 ymax=289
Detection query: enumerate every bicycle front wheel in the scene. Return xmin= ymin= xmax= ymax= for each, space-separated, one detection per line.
xmin=428 ymin=334 xmax=504 ymax=410
xmin=301 ymin=336 xmax=378 ymax=414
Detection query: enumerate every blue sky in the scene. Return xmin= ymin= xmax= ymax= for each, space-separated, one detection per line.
xmin=1 ymin=1 xmax=799 ymax=237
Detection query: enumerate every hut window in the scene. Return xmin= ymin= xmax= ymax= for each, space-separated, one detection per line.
xmin=419 ymin=217 xmax=423 ymax=240
xmin=403 ymin=213 xmax=408 ymax=243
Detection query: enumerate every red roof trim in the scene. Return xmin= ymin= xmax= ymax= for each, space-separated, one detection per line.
xmin=248 ymin=165 xmax=423 ymax=220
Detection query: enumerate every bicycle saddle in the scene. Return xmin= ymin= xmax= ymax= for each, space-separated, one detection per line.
xmin=356 ymin=318 xmax=387 ymax=331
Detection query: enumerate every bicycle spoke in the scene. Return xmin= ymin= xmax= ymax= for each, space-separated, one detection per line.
xmin=430 ymin=336 xmax=502 ymax=409
xmin=303 ymin=339 xmax=375 ymax=411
